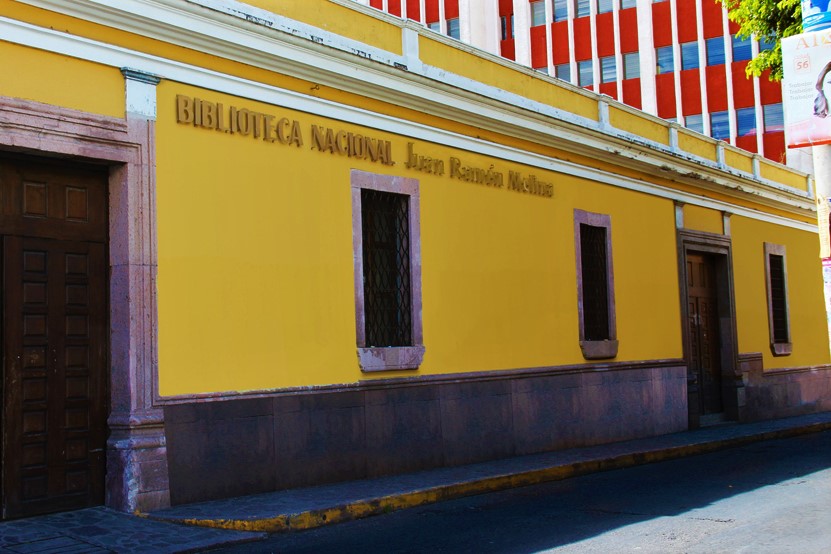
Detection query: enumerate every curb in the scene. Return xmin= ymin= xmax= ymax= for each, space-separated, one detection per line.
xmin=147 ymin=420 xmax=831 ymax=534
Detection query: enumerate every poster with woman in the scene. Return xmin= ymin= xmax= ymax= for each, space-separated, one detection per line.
xmin=782 ymin=27 xmax=831 ymax=148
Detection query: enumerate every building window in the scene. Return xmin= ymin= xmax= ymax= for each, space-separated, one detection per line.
xmin=685 ymin=113 xmax=704 ymax=134
xmin=621 ymin=0 xmax=636 ymax=7
xmin=732 ymin=34 xmax=752 ymax=62
xmin=601 ymin=56 xmax=617 ymax=83
xmin=556 ymin=63 xmax=572 ymax=82
xmin=623 ymin=52 xmax=640 ymax=79
xmin=736 ymin=107 xmax=757 ymax=136
xmin=706 ymin=37 xmax=726 ymax=66
xmin=447 ymin=17 xmax=460 ymax=39
xmin=574 ymin=209 xmax=618 ymax=359
xmin=710 ymin=110 xmax=730 ymax=140
xmin=598 ymin=0 xmax=613 ymax=13
xmin=575 ymin=0 xmax=591 ymax=17
xmin=351 ymin=170 xmax=425 ymax=371
xmin=681 ymin=41 xmax=700 ymax=70
xmin=428 ymin=21 xmax=441 ymax=32
xmin=531 ymin=1 xmax=546 ymax=26
xmin=758 ymin=37 xmax=775 ymax=52
xmin=764 ymin=103 xmax=784 ymax=132
xmin=534 ymin=66 xmax=549 ymax=74
xmin=578 ymin=60 xmax=594 ymax=86
xmin=554 ymin=0 xmax=569 ymax=21
xmin=764 ymin=243 xmax=791 ymax=356
xmin=554 ymin=0 xmax=568 ymax=21
xmin=501 ymin=16 xmax=509 ymax=40
xmin=656 ymin=46 xmax=674 ymax=74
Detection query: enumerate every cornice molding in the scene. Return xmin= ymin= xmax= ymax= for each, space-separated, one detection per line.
xmin=8 ymin=0 xmax=817 ymax=225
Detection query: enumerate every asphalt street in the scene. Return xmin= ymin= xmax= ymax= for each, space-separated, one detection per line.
xmin=211 ymin=430 xmax=831 ymax=554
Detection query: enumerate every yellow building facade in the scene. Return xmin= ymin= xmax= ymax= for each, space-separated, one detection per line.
xmin=0 ymin=0 xmax=829 ymax=516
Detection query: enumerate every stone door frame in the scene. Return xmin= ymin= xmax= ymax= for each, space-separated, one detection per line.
xmin=0 ymin=70 xmax=167 ymax=512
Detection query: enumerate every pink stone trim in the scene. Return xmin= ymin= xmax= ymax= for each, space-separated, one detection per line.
xmin=764 ymin=242 xmax=792 ymax=357
xmin=573 ymin=209 xmax=618 ymax=360
xmin=0 ymin=95 xmax=166 ymax=512
xmin=351 ymin=169 xmax=424 ymax=372
xmin=154 ymin=357 xmax=687 ymax=404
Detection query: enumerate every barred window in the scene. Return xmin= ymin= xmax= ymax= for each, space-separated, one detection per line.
xmin=352 ymin=170 xmax=425 ymax=371
xmin=362 ymin=189 xmax=412 ymax=347
xmin=580 ymin=224 xmax=610 ymax=340
xmin=764 ymin=243 xmax=791 ymax=356
xmin=574 ymin=210 xmax=618 ymax=359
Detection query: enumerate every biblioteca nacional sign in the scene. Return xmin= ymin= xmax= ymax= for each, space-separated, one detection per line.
xmin=175 ymin=95 xmax=553 ymax=198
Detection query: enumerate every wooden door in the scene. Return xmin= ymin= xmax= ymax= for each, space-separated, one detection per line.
xmin=0 ymin=156 xmax=108 ymax=519
xmin=686 ymin=253 xmax=723 ymax=415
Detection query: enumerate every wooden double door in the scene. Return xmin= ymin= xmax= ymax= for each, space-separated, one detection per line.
xmin=0 ymin=155 xmax=108 ymax=519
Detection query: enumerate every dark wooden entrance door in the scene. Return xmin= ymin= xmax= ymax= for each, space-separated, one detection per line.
xmin=0 ymin=156 xmax=108 ymax=519
xmin=686 ymin=252 xmax=723 ymax=415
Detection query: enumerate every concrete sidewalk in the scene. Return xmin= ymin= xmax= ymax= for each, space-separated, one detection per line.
xmin=4 ymin=411 xmax=830 ymax=553
xmin=146 ymin=411 xmax=831 ymax=535
xmin=0 ymin=506 xmax=265 ymax=553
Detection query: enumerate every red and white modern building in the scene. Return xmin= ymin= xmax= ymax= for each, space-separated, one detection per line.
xmin=353 ymin=0 xmax=797 ymax=167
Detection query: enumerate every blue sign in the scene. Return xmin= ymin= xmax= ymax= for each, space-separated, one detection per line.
xmin=804 ymin=0 xmax=831 ymax=32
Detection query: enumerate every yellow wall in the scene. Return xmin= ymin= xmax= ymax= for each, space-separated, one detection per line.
xmin=677 ymin=130 xmax=717 ymax=162
xmin=732 ymin=216 xmax=830 ymax=369
xmin=244 ymin=0 xmax=403 ymax=54
xmin=155 ymin=82 xmax=682 ymax=395
xmin=684 ymin=205 xmax=724 ymax=235
xmin=2 ymin=3 xmax=823 ymax=395
xmin=418 ymin=35 xmax=600 ymax=122
xmin=760 ymin=159 xmax=809 ymax=192
xmin=609 ymin=107 xmax=668 ymax=146
xmin=0 ymin=40 xmax=124 ymax=118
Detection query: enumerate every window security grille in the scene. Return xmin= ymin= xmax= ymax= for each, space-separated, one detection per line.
xmin=580 ymin=223 xmax=610 ymax=340
xmin=361 ymin=189 xmax=412 ymax=347
xmin=769 ymin=254 xmax=789 ymax=343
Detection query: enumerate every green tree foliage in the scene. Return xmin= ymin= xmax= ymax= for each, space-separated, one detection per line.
xmin=716 ymin=0 xmax=802 ymax=81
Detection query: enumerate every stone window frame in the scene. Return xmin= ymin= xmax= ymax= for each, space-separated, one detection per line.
xmin=574 ymin=209 xmax=619 ymax=359
xmin=764 ymin=242 xmax=792 ymax=356
xmin=351 ymin=169 xmax=425 ymax=372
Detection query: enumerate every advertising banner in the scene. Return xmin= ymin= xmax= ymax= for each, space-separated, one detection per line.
xmin=783 ymin=28 xmax=831 ymax=148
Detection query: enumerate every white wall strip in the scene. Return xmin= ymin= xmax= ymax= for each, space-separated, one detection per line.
xmin=0 ymin=11 xmax=816 ymax=232
xmin=18 ymin=0 xmax=812 ymax=205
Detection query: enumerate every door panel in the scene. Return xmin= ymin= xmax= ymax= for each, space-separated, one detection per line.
xmin=3 ymin=237 xmax=107 ymax=518
xmin=686 ymin=253 xmax=723 ymax=415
